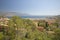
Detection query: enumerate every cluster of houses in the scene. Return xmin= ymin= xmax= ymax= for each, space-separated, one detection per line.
xmin=0 ymin=17 xmax=10 ymax=26
xmin=0 ymin=17 xmax=10 ymax=31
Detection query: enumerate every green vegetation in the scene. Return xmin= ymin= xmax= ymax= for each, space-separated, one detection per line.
xmin=0 ymin=16 xmax=60 ymax=40
xmin=38 ymin=20 xmax=49 ymax=30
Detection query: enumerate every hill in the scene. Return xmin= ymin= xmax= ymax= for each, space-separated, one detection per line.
xmin=0 ymin=12 xmax=29 ymax=16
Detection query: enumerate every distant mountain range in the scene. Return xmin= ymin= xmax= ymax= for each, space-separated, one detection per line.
xmin=0 ymin=12 xmax=30 ymax=16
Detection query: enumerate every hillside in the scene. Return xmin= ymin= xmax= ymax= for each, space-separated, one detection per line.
xmin=0 ymin=12 xmax=30 ymax=16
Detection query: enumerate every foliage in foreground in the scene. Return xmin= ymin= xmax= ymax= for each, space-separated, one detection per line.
xmin=0 ymin=16 xmax=60 ymax=40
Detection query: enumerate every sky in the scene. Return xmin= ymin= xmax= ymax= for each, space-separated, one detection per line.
xmin=0 ymin=0 xmax=60 ymax=15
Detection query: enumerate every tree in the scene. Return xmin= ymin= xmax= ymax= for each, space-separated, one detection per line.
xmin=45 ymin=22 xmax=49 ymax=30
